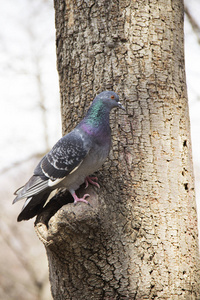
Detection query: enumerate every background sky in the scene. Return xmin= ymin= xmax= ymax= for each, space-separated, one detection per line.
xmin=184 ymin=0 xmax=200 ymax=232
xmin=0 ymin=0 xmax=60 ymax=171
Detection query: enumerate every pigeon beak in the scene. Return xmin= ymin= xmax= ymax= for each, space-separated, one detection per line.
xmin=118 ymin=101 xmax=125 ymax=111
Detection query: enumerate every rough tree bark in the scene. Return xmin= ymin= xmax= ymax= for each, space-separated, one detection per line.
xmin=35 ymin=0 xmax=200 ymax=299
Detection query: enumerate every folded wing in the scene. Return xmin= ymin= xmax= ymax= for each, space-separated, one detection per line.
xmin=13 ymin=129 xmax=90 ymax=203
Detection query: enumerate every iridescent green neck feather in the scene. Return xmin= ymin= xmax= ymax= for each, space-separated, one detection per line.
xmin=84 ymin=100 xmax=110 ymax=128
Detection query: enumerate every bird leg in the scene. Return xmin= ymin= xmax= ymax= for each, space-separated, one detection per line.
xmin=85 ymin=176 xmax=100 ymax=189
xmin=70 ymin=191 xmax=90 ymax=205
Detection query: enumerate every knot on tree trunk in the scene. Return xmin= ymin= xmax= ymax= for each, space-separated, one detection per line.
xmin=34 ymin=180 xmax=131 ymax=299
xmin=34 ymin=185 xmax=101 ymax=248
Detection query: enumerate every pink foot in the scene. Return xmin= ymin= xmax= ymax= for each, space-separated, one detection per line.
xmin=71 ymin=191 xmax=90 ymax=205
xmin=85 ymin=176 xmax=100 ymax=189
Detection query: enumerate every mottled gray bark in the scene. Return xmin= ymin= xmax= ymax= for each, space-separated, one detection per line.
xmin=35 ymin=0 xmax=200 ymax=299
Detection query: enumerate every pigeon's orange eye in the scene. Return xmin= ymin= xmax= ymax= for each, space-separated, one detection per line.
xmin=111 ymin=95 xmax=115 ymax=99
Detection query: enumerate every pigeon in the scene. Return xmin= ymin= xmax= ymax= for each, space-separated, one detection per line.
xmin=13 ymin=91 xmax=125 ymax=221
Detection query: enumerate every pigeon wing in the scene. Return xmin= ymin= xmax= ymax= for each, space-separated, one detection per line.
xmin=36 ymin=130 xmax=90 ymax=180
xmin=13 ymin=130 xmax=91 ymax=203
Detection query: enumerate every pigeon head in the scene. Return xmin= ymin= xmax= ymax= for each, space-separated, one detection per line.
xmin=94 ymin=91 xmax=125 ymax=111
xmin=79 ymin=90 xmax=125 ymax=130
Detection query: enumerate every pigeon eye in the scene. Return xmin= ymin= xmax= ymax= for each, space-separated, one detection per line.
xmin=111 ymin=95 xmax=115 ymax=99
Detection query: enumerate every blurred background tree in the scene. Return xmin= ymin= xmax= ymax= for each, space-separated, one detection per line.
xmin=0 ymin=0 xmax=199 ymax=299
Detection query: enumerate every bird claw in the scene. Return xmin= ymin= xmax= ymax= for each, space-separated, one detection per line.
xmin=73 ymin=193 xmax=90 ymax=205
xmin=85 ymin=176 xmax=100 ymax=189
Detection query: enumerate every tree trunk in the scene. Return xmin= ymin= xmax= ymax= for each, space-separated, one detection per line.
xmin=35 ymin=0 xmax=200 ymax=298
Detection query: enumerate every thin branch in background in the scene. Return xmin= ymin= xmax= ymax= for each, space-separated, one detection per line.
xmin=0 ymin=220 xmax=44 ymax=297
xmin=184 ymin=4 xmax=200 ymax=44
xmin=34 ymin=55 xmax=50 ymax=151
xmin=0 ymin=152 xmax=46 ymax=175
xmin=25 ymin=16 xmax=51 ymax=152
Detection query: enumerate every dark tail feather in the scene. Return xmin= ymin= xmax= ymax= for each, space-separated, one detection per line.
xmin=13 ymin=176 xmax=49 ymax=204
xmin=17 ymin=191 xmax=51 ymax=222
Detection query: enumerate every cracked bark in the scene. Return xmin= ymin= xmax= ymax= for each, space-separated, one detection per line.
xmin=35 ymin=0 xmax=200 ymax=299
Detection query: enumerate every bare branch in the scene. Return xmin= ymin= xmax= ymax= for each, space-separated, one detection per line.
xmin=184 ymin=4 xmax=200 ymax=44
xmin=0 ymin=220 xmax=43 ymax=291
xmin=0 ymin=152 xmax=46 ymax=175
